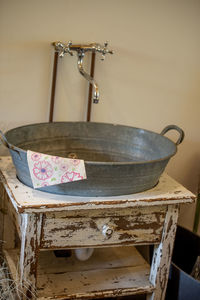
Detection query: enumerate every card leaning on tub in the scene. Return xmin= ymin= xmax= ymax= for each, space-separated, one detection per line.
xmin=27 ymin=150 xmax=87 ymax=189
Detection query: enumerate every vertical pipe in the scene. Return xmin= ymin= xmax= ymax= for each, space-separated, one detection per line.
xmin=49 ymin=51 xmax=59 ymax=122
xmin=87 ymin=52 xmax=96 ymax=122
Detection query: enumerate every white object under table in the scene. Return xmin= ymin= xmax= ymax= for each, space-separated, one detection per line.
xmin=0 ymin=156 xmax=195 ymax=299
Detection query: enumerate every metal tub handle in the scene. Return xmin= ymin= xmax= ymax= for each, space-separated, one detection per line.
xmin=161 ymin=125 xmax=185 ymax=145
xmin=0 ymin=130 xmax=10 ymax=148
xmin=0 ymin=130 xmax=22 ymax=160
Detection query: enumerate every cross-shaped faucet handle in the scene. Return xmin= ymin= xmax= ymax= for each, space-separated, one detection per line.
xmin=100 ymin=41 xmax=114 ymax=60
xmin=54 ymin=41 xmax=73 ymax=57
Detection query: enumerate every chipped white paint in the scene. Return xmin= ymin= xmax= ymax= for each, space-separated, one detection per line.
xmin=0 ymin=157 xmax=195 ymax=213
xmin=19 ymin=213 xmax=42 ymax=299
xmin=41 ymin=206 xmax=166 ymax=248
xmin=4 ymin=187 xmax=22 ymax=240
xmin=6 ymin=246 xmax=155 ymax=299
xmin=20 ymin=214 xmax=28 ymax=283
xmin=147 ymin=204 xmax=179 ymax=300
xmin=0 ymin=156 xmax=196 ymax=299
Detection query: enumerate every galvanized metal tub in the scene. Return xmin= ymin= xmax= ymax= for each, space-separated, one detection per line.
xmin=0 ymin=122 xmax=184 ymax=196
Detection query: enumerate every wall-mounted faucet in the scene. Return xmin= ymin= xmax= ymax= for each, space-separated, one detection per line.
xmin=53 ymin=41 xmax=113 ymax=103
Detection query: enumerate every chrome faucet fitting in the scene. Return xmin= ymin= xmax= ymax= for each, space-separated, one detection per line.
xmin=53 ymin=41 xmax=113 ymax=103
xmin=53 ymin=41 xmax=73 ymax=57
xmin=77 ymin=51 xmax=99 ymax=103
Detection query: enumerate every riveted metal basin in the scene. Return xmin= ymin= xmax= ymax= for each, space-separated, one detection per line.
xmin=0 ymin=122 xmax=184 ymax=196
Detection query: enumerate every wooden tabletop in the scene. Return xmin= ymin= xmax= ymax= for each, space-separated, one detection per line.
xmin=0 ymin=156 xmax=195 ymax=213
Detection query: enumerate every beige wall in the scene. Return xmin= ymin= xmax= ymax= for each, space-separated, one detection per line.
xmin=0 ymin=0 xmax=200 ymax=232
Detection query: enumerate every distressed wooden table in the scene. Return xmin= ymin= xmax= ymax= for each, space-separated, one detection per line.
xmin=0 ymin=156 xmax=195 ymax=300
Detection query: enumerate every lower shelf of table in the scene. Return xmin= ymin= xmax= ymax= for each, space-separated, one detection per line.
xmin=4 ymin=246 xmax=154 ymax=299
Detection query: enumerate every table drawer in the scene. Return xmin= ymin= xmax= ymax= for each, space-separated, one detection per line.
xmin=41 ymin=206 xmax=167 ymax=248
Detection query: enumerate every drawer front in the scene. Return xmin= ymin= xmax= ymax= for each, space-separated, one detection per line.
xmin=41 ymin=206 xmax=166 ymax=248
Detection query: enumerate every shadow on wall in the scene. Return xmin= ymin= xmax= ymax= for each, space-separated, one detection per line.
xmin=182 ymin=149 xmax=199 ymax=193
xmin=167 ymin=139 xmax=200 ymax=194
xmin=167 ymin=141 xmax=199 ymax=232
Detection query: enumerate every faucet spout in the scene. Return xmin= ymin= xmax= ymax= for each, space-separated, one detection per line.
xmin=53 ymin=41 xmax=113 ymax=104
xmin=77 ymin=52 xmax=99 ymax=103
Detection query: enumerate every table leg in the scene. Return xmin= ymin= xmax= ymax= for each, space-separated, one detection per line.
xmin=147 ymin=204 xmax=179 ymax=300
xmin=0 ymin=183 xmax=16 ymax=252
xmin=19 ymin=213 xmax=42 ymax=299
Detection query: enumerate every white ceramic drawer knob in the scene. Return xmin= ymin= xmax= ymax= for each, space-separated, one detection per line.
xmin=102 ymin=225 xmax=113 ymax=238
